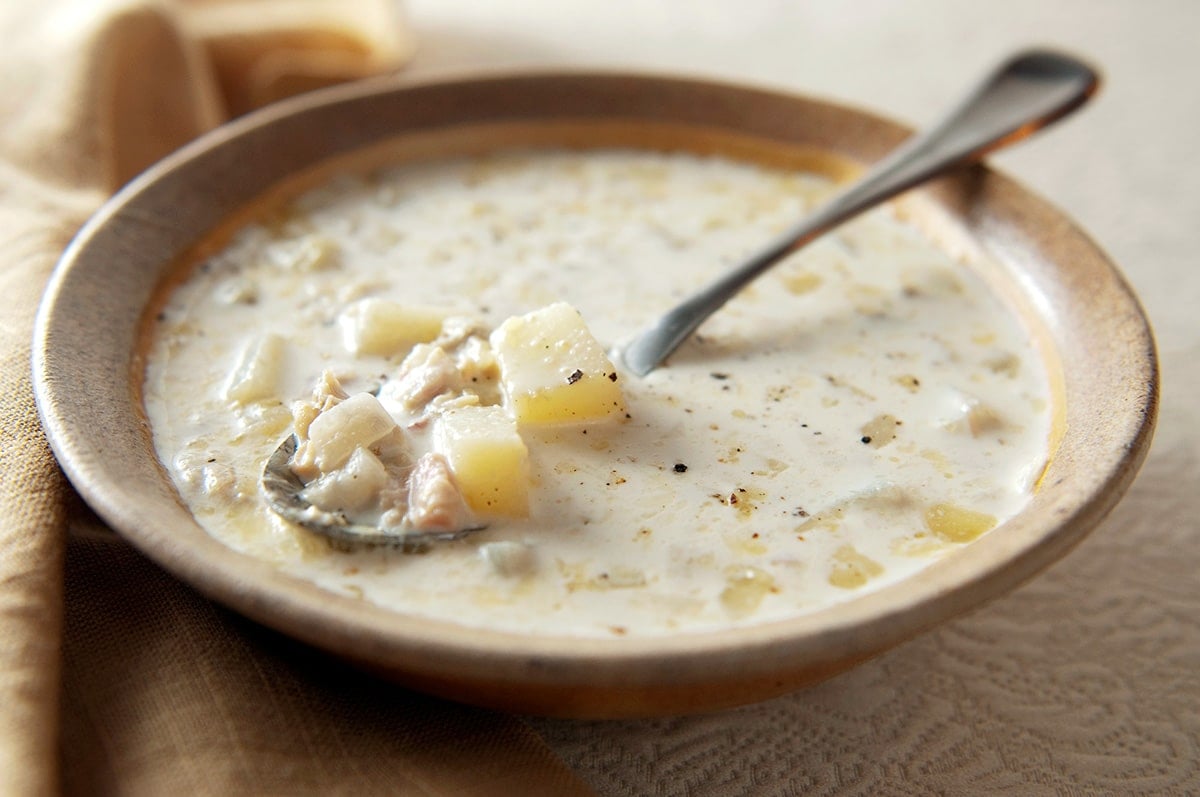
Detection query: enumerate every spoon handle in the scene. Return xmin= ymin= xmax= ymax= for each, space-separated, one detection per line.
xmin=621 ymin=49 xmax=1100 ymax=376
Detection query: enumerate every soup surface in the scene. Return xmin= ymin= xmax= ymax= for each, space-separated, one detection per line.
xmin=143 ymin=147 xmax=1053 ymax=637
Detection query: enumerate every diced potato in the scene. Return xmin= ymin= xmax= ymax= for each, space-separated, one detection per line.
xmin=924 ymin=503 xmax=997 ymax=542
xmin=339 ymin=298 xmax=448 ymax=356
xmin=720 ymin=566 xmax=776 ymax=615
xmin=828 ymin=545 xmax=885 ymax=589
xmin=781 ymin=270 xmax=822 ymax=296
xmin=301 ymin=447 xmax=388 ymax=513
xmin=305 ymin=392 xmax=397 ymax=472
xmin=433 ymin=405 xmax=529 ymax=517
xmin=489 ymin=302 xmax=624 ymax=425
xmin=222 ymin=333 xmax=285 ymax=405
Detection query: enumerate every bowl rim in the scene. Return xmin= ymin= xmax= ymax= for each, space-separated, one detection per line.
xmin=32 ymin=70 xmax=1159 ymax=710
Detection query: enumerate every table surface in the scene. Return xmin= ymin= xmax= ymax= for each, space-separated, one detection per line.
xmin=399 ymin=1 xmax=1198 ymax=793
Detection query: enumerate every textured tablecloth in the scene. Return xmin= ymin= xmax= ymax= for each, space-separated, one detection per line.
xmin=398 ymin=0 xmax=1200 ymax=792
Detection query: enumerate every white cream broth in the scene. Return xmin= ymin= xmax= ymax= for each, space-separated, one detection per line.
xmin=143 ymin=147 xmax=1053 ymax=637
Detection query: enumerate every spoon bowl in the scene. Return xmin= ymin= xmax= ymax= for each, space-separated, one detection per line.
xmin=260 ymin=435 xmax=486 ymax=550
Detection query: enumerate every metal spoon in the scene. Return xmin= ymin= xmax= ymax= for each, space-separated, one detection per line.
xmin=620 ymin=48 xmax=1100 ymax=376
xmin=261 ymin=435 xmax=484 ymax=550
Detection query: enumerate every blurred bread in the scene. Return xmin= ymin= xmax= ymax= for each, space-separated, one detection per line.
xmin=180 ymin=0 xmax=415 ymax=115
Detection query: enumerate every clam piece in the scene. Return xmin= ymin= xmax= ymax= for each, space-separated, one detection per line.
xmin=261 ymin=435 xmax=485 ymax=550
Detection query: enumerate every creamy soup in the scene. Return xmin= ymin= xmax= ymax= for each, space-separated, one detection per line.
xmin=143 ymin=147 xmax=1053 ymax=637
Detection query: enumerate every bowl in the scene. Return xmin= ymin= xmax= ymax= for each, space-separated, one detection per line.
xmin=33 ymin=72 xmax=1158 ymax=717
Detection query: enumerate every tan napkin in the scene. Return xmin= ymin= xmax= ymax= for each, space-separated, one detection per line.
xmin=0 ymin=2 xmax=592 ymax=794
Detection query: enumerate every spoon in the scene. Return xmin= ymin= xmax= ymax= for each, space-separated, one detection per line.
xmin=261 ymin=435 xmax=484 ymax=550
xmin=620 ymin=48 xmax=1099 ymax=376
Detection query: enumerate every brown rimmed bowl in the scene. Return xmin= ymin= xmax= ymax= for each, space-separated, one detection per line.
xmin=33 ymin=72 xmax=1158 ymax=717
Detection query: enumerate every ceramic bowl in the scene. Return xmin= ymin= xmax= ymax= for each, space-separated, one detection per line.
xmin=33 ymin=73 xmax=1157 ymax=717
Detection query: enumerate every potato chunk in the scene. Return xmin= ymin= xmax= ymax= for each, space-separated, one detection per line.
xmin=304 ymin=392 xmax=397 ymax=472
xmin=490 ymin=302 xmax=624 ymax=425
xmin=339 ymin=298 xmax=448 ymax=356
xmin=925 ymin=503 xmax=997 ymax=542
xmin=222 ymin=333 xmax=284 ymax=404
xmin=433 ymin=405 xmax=529 ymax=517
xmin=301 ymin=446 xmax=388 ymax=513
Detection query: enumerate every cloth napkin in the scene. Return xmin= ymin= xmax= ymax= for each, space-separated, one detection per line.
xmin=0 ymin=2 xmax=593 ymax=794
